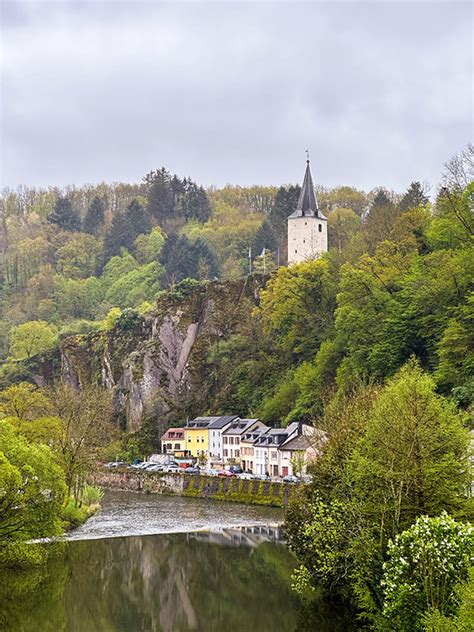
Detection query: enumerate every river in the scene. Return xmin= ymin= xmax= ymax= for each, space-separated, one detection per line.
xmin=0 ymin=491 xmax=354 ymax=631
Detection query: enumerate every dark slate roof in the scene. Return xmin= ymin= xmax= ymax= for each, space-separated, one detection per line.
xmin=223 ymin=419 xmax=260 ymax=436
xmin=208 ymin=415 xmax=239 ymax=429
xmin=184 ymin=417 xmax=216 ymax=429
xmin=288 ymin=160 xmax=327 ymax=220
xmin=281 ymin=429 xmax=328 ymax=451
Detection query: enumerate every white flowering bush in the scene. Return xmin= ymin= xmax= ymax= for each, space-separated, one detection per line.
xmin=381 ymin=512 xmax=473 ymax=631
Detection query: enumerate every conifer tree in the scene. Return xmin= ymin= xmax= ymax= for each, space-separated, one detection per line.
xmin=399 ymin=181 xmax=429 ymax=212
xmin=83 ymin=196 xmax=105 ymax=236
xmin=125 ymin=199 xmax=151 ymax=240
xmin=269 ymin=184 xmax=301 ymax=235
xmin=48 ymin=196 xmax=81 ymax=232
xmin=252 ymin=220 xmax=278 ymax=255
xmin=103 ymin=212 xmax=133 ymax=262
xmin=144 ymin=167 xmax=175 ymax=224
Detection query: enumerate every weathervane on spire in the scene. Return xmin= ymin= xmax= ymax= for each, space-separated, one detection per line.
xmin=305 ymin=149 xmax=310 ymax=164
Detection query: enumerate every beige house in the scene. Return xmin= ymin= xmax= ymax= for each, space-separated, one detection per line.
xmin=222 ymin=419 xmax=266 ymax=465
xmin=240 ymin=425 xmax=269 ymax=472
xmin=279 ymin=429 xmax=327 ymax=477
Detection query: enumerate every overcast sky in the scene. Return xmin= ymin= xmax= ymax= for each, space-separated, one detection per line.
xmin=1 ymin=1 xmax=472 ymax=193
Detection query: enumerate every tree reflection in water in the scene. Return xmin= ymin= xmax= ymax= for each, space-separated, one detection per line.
xmin=0 ymin=529 xmax=354 ymax=631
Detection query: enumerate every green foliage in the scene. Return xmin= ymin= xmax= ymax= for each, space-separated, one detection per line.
xmin=9 ymin=320 xmax=57 ymax=360
xmin=350 ymin=361 xmax=470 ymax=541
xmin=115 ymin=308 xmax=142 ymax=332
xmin=48 ymin=196 xmax=80 ymax=232
xmin=60 ymin=500 xmax=91 ymax=530
xmin=80 ymin=484 xmax=104 ymax=507
xmin=423 ymin=568 xmax=474 ymax=632
xmin=83 ymin=195 xmax=105 ymax=236
xmin=0 ymin=421 xmax=66 ymax=555
xmin=382 ymin=513 xmax=473 ymax=631
xmin=134 ymin=227 xmax=165 ymax=264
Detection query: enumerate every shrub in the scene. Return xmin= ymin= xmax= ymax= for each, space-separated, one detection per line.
xmin=382 ymin=513 xmax=473 ymax=631
xmin=81 ymin=484 xmax=104 ymax=507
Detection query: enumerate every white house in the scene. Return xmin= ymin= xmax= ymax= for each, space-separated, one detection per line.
xmin=253 ymin=423 xmax=300 ymax=476
xmin=287 ymin=158 xmax=327 ymax=265
xmin=207 ymin=415 xmax=239 ymax=463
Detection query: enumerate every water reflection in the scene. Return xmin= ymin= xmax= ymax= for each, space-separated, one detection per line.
xmin=1 ymin=493 xmax=355 ymax=631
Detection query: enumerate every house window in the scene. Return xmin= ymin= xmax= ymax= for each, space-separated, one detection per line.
xmin=271 ymin=451 xmax=277 ymax=460
xmin=223 ymin=437 xmax=228 ymax=444
xmin=305 ymin=221 xmax=307 ymax=226
xmin=174 ymin=443 xmax=180 ymax=449
xmin=235 ymin=449 xmax=240 ymax=457
xmin=188 ymin=438 xmax=191 ymax=442
xmin=223 ymin=449 xmax=228 ymax=457
xmin=318 ymin=224 xmax=322 ymax=232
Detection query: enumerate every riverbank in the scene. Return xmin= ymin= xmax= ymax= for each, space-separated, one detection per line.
xmin=89 ymin=470 xmax=300 ymax=508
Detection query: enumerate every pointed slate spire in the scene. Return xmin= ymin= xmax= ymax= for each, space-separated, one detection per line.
xmin=288 ymin=155 xmax=325 ymax=218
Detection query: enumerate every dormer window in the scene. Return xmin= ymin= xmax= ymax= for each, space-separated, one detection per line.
xmin=318 ymin=224 xmax=322 ymax=232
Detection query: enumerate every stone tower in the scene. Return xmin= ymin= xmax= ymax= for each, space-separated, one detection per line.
xmin=287 ymin=158 xmax=327 ymax=264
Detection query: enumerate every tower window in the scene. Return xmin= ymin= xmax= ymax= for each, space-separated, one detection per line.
xmin=295 ymin=250 xmax=297 ymax=254
xmin=303 ymin=239 xmax=305 ymax=243
xmin=318 ymin=224 xmax=322 ymax=232
xmin=305 ymin=222 xmax=307 ymax=226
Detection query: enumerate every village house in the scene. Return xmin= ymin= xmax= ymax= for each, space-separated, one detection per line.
xmin=160 ymin=428 xmax=187 ymax=457
xmin=184 ymin=417 xmax=214 ymax=457
xmin=222 ymin=419 xmax=265 ymax=465
xmin=279 ymin=428 xmax=327 ymax=477
xmin=240 ymin=425 xmax=269 ymax=472
xmin=253 ymin=423 xmax=300 ymax=476
xmin=207 ymin=415 xmax=239 ymax=463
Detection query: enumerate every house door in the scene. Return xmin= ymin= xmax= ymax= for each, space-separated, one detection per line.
xmin=282 ymin=466 xmax=289 ymax=477
xmin=272 ymin=465 xmax=278 ymax=476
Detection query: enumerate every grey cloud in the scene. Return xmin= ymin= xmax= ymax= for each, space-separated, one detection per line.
xmin=0 ymin=1 xmax=472 ymax=193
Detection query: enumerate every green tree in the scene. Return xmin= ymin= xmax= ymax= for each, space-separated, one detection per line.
xmin=144 ymin=167 xmax=175 ymax=224
xmin=125 ymin=198 xmax=151 ymax=240
xmin=46 ymin=384 xmax=114 ymax=502
xmin=0 ymin=421 xmax=66 ymax=555
xmin=134 ymin=227 xmax=165 ymax=264
xmin=103 ymin=212 xmax=133 ymax=262
xmin=252 ymin=219 xmax=278 ymax=255
xmin=350 ymin=361 xmax=470 ymax=543
xmin=56 ymin=234 xmax=102 ymax=279
xmin=9 ymin=321 xmax=57 ymax=360
xmin=83 ymin=196 xmax=105 ymax=236
xmin=259 ymin=258 xmax=337 ymax=361
xmin=48 ymin=196 xmax=80 ymax=232
xmin=0 ymin=382 xmax=51 ymax=421
xmin=399 ymin=181 xmax=429 ymax=213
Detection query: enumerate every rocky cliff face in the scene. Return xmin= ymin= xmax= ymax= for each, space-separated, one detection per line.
xmin=30 ymin=277 xmax=264 ymax=431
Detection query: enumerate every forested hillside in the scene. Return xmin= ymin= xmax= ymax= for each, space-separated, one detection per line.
xmin=0 ymin=145 xmax=472 ymax=438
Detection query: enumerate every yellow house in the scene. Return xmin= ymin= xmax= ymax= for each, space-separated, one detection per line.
xmin=184 ymin=418 xmax=213 ymax=457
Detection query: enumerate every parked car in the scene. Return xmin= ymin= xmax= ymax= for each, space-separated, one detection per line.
xmin=218 ymin=470 xmax=236 ymax=478
xmin=238 ymin=472 xmax=253 ymax=480
xmin=162 ymin=464 xmax=181 ymax=473
xmin=253 ymin=473 xmax=271 ymax=481
xmin=204 ymin=468 xmax=220 ymax=476
xmin=105 ymin=461 xmax=128 ymax=468
xmin=228 ymin=465 xmax=243 ymax=474
xmin=146 ymin=464 xmax=164 ymax=472
xmin=283 ymin=475 xmax=300 ymax=484
xmin=184 ymin=466 xmax=201 ymax=474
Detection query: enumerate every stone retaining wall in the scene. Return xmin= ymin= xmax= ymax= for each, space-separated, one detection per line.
xmin=89 ymin=470 xmax=300 ymax=508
